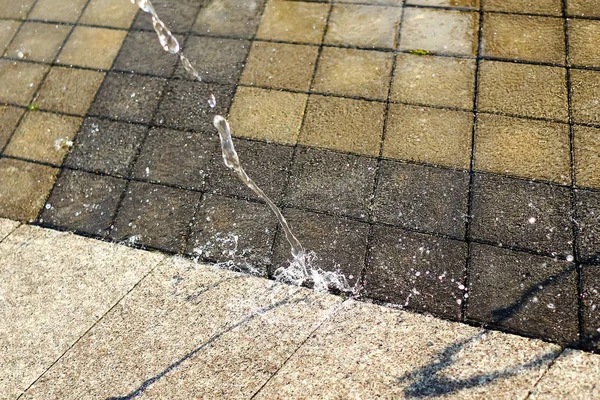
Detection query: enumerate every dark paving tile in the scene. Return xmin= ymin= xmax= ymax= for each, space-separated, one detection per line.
xmin=364 ymin=225 xmax=468 ymax=319
xmin=132 ymin=127 xmax=217 ymax=190
xmin=154 ymin=80 xmax=233 ymax=132
xmin=373 ymin=161 xmax=470 ymax=238
xmin=193 ymin=0 xmax=265 ymax=39
xmin=582 ymin=264 xmax=600 ymax=350
xmin=65 ymin=118 xmax=148 ymax=177
xmin=271 ymin=208 xmax=370 ymax=288
xmin=89 ymin=72 xmax=166 ymax=124
xmin=110 ymin=181 xmax=198 ymax=253
xmin=470 ymin=173 xmax=573 ymax=256
xmin=40 ymin=170 xmax=127 ymax=236
xmin=174 ymin=36 xmax=250 ymax=84
xmin=575 ymin=189 xmax=600 ymax=264
xmin=286 ymin=147 xmax=377 ymax=220
xmin=208 ymin=138 xmax=293 ymax=203
xmin=112 ymin=31 xmax=179 ymax=77
xmin=185 ymin=194 xmax=276 ymax=277
xmin=467 ymin=243 xmax=579 ymax=344
xmin=132 ymin=0 xmax=205 ymax=33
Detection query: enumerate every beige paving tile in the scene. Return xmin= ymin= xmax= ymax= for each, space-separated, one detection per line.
xmin=574 ymin=125 xmax=600 ymax=189
xmin=0 ymin=158 xmax=59 ymax=221
xmin=240 ymin=41 xmax=319 ymax=91
xmin=391 ymin=53 xmax=476 ymax=110
xmin=0 ymin=20 xmax=21 ymax=53
xmin=484 ymin=0 xmax=562 ymax=15
xmin=384 ymin=104 xmax=473 ymax=169
xmin=0 ymin=60 xmax=49 ymax=106
xmin=475 ymin=114 xmax=571 ymax=184
xmin=336 ymin=0 xmax=403 ymax=4
xmin=407 ymin=0 xmax=479 ymax=8
xmin=5 ymin=22 xmax=70 ymax=62
xmin=571 ymin=69 xmax=600 ymax=125
xmin=482 ymin=13 xmax=565 ymax=64
xmin=478 ymin=61 xmax=569 ymax=121
xmin=4 ymin=111 xmax=82 ymax=165
xmin=255 ymin=300 xmax=561 ymax=399
xmin=568 ymin=19 xmax=600 ymax=67
xmin=299 ymin=94 xmax=386 ymax=156
xmin=228 ymin=87 xmax=308 ymax=145
xmin=567 ymin=0 xmax=600 ymax=17
xmin=0 ymin=218 xmax=19 ymax=242
xmin=0 ymin=225 xmax=164 ymax=399
xmin=28 ymin=0 xmax=87 ymax=23
xmin=80 ymin=0 xmax=139 ymax=29
xmin=325 ymin=4 xmax=402 ymax=49
xmin=34 ymin=67 xmax=105 ymax=116
xmin=0 ymin=0 xmax=36 ymax=19
xmin=256 ymin=0 xmax=329 ymax=44
xmin=529 ymin=349 xmax=600 ymax=399
xmin=22 ymin=257 xmax=342 ymax=399
xmin=313 ymin=47 xmax=393 ymax=100
xmin=0 ymin=105 xmax=25 ymax=149
xmin=57 ymin=26 xmax=127 ymax=70
xmin=399 ymin=8 xmax=479 ymax=56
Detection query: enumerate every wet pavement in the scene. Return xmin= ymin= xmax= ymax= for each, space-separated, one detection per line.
xmin=0 ymin=0 xmax=599 ymax=352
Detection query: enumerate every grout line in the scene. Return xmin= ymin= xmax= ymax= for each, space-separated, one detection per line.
xmin=523 ymin=347 xmax=566 ymax=400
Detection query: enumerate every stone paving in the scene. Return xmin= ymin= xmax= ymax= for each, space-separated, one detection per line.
xmin=0 ymin=0 xmax=599 ymax=354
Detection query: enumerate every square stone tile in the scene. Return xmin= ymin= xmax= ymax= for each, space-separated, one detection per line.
xmin=186 ymin=194 xmax=276 ymax=276
xmin=365 ymin=225 xmax=468 ymax=318
xmin=57 ymin=26 xmax=127 ymax=70
xmin=299 ymin=95 xmax=386 ymax=157
xmin=257 ymin=0 xmax=329 ymax=44
xmin=391 ymin=53 xmax=476 ymax=110
xmin=575 ymin=189 xmax=600 ymax=264
xmin=194 ymin=0 xmax=265 ymax=38
xmin=470 ymin=173 xmax=573 ymax=255
xmin=35 ymin=67 xmax=105 ymax=115
xmin=399 ymin=8 xmax=479 ymax=56
xmin=531 ymin=349 xmax=600 ymax=397
xmin=483 ymin=0 xmax=562 ymax=15
xmin=227 ymin=87 xmax=307 ymax=145
xmin=574 ymin=125 xmax=600 ymax=189
xmin=0 ymin=60 xmax=48 ymax=106
xmin=325 ymin=4 xmax=402 ymax=49
xmin=240 ymin=41 xmax=319 ymax=91
xmin=384 ymin=104 xmax=473 ymax=169
xmin=482 ymin=13 xmax=565 ymax=64
xmin=582 ymin=265 xmax=600 ymax=349
xmin=155 ymin=80 xmax=233 ymax=132
xmin=272 ymin=208 xmax=369 ymax=287
xmin=313 ymin=47 xmax=393 ymax=100
xmin=132 ymin=127 xmax=217 ymax=190
xmin=5 ymin=22 xmax=70 ymax=62
xmin=113 ymin=31 xmax=179 ymax=77
xmin=4 ymin=111 xmax=81 ymax=165
xmin=40 ymin=170 xmax=127 ymax=236
xmin=474 ymin=114 xmax=571 ymax=185
xmin=373 ymin=160 xmax=470 ymax=238
xmin=567 ymin=0 xmax=600 ymax=17
xmin=174 ymin=36 xmax=250 ymax=84
xmin=568 ymin=19 xmax=600 ymax=67
xmin=571 ymin=69 xmax=600 ymax=124
xmin=478 ymin=61 xmax=569 ymax=121
xmin=28 ymin=0 xmax=87 ymax=22
xmin=208 ymin=139 xmax=294 ymax=203
xmin=0 ymin=105 xmax=24 ymax=150
xmin=89 ymin=72 xmax=165 ymax=123
xmin=65 ymin=118 xmax=148 ymax=176
xmin=468 ymin=243 xmax=578 ymax=343
xmin=286 ymin=147 xmax=377 ymax=220
xmin=407 ymin=0 xmax=479 ymax=7
xmin=133 ymin=0 xmax=204 ymax=33
xmin=80 ymin=0 xmax=139 ymax=29
xmin=0 ymin=0 xmax=35 ymax=19
xmin=0 ymin=158 xmax=58 ymax=221
xmin=110 ymin=181 xmax=198 ymax=252
xmin=0 ymin=20 xmax=22 ymax=54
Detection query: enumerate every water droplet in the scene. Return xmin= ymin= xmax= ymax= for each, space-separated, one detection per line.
xmin=208 ymin=94 xmax=216 ymax=108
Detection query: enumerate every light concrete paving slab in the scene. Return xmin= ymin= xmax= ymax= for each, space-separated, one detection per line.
xmin=255 ymin=300 xmax=562 ymax=399
xmin=22 ymin=257 xmax=342 ymax=399
xmin=0 ymin=218 xmax=19 ymax=242
xmin=529 ymin=348 xmax=600 ymax=399
xmin=0 ymin=225 xmax=164 ymax=399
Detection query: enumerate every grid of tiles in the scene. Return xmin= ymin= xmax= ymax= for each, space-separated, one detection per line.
xmin=0 ymin=0 xmax=599 ymax=349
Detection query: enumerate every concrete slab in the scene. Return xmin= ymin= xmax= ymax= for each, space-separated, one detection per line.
xmin=0 ymin=218 xmax=19 ymax=242
xmin=0 ymin=225 xmax=164 ymax=399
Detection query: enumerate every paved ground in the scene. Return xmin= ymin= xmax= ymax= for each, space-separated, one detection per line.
xmin=1 ymin=218 xmax=599 ymax=399
xmin=0 ymin=0 xmax=599 ymax=352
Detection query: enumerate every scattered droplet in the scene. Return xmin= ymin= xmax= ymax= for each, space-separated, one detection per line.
xmin=208 ymin=94 xmax=216 ymax=108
